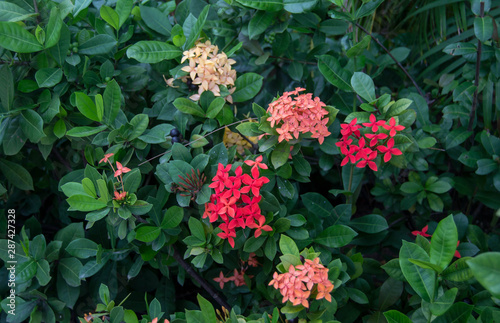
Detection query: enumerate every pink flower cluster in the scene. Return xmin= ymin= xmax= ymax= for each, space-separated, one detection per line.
xmin=336 ymin=114 xmax=405 ymax=171
xmin=267 ymin=88 xmax=331 ymax=144
xmin=213 ymin=253 xmax=260 ymax=289
xmin=203 ymin=156 xmax=271 ymax=248
xmin=269 ymin=258 xmax=334 ymax=308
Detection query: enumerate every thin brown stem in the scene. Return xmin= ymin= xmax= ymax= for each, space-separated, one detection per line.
xmin=354 ymin=22 xmax=424 ymax=98
xmin=33 ymin=0 xmax=40 ymax=23
xmin=171 ymin=245 xmax=231 ymax=310
xmin=0 ymin=60 xmax=30 ymax=66
xmin=269 ymin=56 xmax=317 ymax=66
xmin=467 ymin=2 xmax=484 ymax=144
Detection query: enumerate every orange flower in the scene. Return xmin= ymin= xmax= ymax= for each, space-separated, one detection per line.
xmin=99 ymin=153 xmax=114 ymax=164
xmin=113 ymin=191 xmax=127 ymax=201
xmin=149 ymin=318 xmax=169 ymax=323
xmin=114 ymin=162 xmax=131 ymax=177
xmin=213 ymin=271 xmax=231 ymax=289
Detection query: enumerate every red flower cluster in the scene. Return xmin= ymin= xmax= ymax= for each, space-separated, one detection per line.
xmin=269 ymin=258 xmax=334 ymax=308
xmin=336 ymin=114 xmax=405 ymax=171
xmin=203 ymin=156 xmax=271 ymax=247
xmin=412 ymin=226 xmax=461 ymax=258
xmin=267 ymin=88 xmax=331 ymax=144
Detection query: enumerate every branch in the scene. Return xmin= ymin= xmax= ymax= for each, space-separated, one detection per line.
xmin=171 ymin=245 xmax=231 ymax=310
xmin=354 ymin=22 xmax=424 ymax=98
xmin=467 ymin=2 xmax=484 ymax=142
xmin=269 ymin=55 xmax=317 ymax=66
xmin=0 ymin=60 xmax=31 ymax=66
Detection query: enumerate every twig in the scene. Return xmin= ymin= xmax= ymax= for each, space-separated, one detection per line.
xmin=171 ymin=245 xmax=231 ymax=310
xmin=0 ymin=60 xmax=31 ymax=66
xmin=33 ymin=0 xmax=40 ymax=23
xmin=354 ymin=22 xmax=424 ymax=98
xmin=269 ymin=56 xmax=317 ymax=66
xmin=51 ymin=147 xmax=72 ymax=171
xmin=467 ymin=2 xmax=484 ymax=144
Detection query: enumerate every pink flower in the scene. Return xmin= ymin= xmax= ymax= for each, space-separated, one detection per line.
xmin=377 ymin=138 xmax=403 ymax=162
xmin=114 ymin=162 xmax=131 ymax=177
xmin=412 ymin=225 xmax=431 ymax=237
xmin=383 ymin=117 xmax=405 ymax=137
xmin=99 ymin=153 xmax=114 ymax=164
xmin=113 ymin=191 xmax=127 ymax=201
xmin=213 ymin=271 xmax=231 ymax=289
xmin=362 ymin=114 xmax=386 ymax=132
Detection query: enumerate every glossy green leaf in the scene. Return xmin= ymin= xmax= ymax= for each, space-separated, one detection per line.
xmin=0 ymin=65 xmax=13 ymax=111
xmin=36 ymin=259 xmax=52 ymax=286
xmin=103 ymin=79 xmax=121 ymax=125
xmin=16 ymin=259 xmax=37 ymax=283
xmin=20 ymin=110 xmax=45 ymax=142
xmin=315 ymin=224 xmax=357 ymax=248
xmin=474 ymin=16 xmax=493 ymax=42
xmin=279 ymin=235 xmax=299 ymax=257
xmin=75 ymin=92 xmax=101 ymax=122
xmin=67 ymin=194 xmax=107 ymax=211
xmin=0 ymin=21 xmax=43 ymax=52
xmin=79 ymin=35 xmax=117 ymax=55
xmin=128 ymin=114 xmax=149 ymax=140
xmin=73 ymin=0 xmax=91 ymax=17
xmin=432 ymin=302 xmax=473 ymax=323
xmin=430 ymin=288 xmax=458 ymax=316
xmin=430 ymin=214 xmax=458 ymax=270
xmin=271 ymin=140 xmax=290 ymax=169
xmin=135 ymin=226 xmax=161 ymax=242
xmin=66 ymin=238 xmax=98 ymax=259
xmin=66 ymin=125 xmax=108 ymax=137
xmin=236 ymin=0 xmax=283 ymax=11
xmin=248 ymin=11 xmax=274 ymax=39
xmin=100 ymin=6 xmax=120 ymax=30
xmin=161 ymin=206 xmax=184 ymax=229
xmin=317 ymin=55 xmax=352 ymax=92
xmin=173 ymin=97 xmax=205 ymax=117
xmin=197 ymin=294 xmax=217 ymax=323
xmin=35 ymin=68 xmax=63 ymax=88
xmin=184 ymin=5 xmax=209 ymax=49
xmin=59 ymin=257 xmax=82 ymax=287
xmin=0 ymin=158 xmax=34 ymax=190
xmin=351 ymin=72 xmax=375 ymax=102
xmin=399 ymin=241 xmax=435 ymax=302
xmin=232 ymin=73 xmax=263 ymax=103
xmin=383 ymin=310 xmax=412 ymax=323
xmin=141 ymin=6 xmax=172 ymax=36
xmin=467 ymin=252 xmax=500 ymax=298
xmin=284 ymin=0 xmax=317 ymax=13
xmin=45 ymin=8 xmax=63 ymax=48
xmin=350 ymin=214 xmax=388 ymax=233
xmin=0 ymin=2 xmax=30 ymax=22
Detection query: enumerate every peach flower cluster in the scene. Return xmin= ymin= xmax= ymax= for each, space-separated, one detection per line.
xmin=165 ymin=40 xmax=237 ymax=102
xmin=269 ymin=258 xmax=333 ymax=308
xmin=267 ymin=88 xmax=331 ymax=144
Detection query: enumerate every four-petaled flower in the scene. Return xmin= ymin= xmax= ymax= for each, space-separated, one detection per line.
xmin=377 ymin=138 xmax=403 ymax=162
xmin=363 ymin=114 xmax=386 ymax=132
xmin=247 ymin=215 xmax=272 ymax=238
xmin=213 ymin=271 xmax=231 ymax=289
xmin=99 ymin=153 xmax=114 ymax=164
xmin=114 ymin=162 xmax=131 ymax=177
xmin=383 ymin=117 xmax=405 ymax=137
xmin=411 ymin=225 xmax=431 ymax=237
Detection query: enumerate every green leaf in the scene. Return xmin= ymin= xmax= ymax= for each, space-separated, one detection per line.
xmin=301 ymin=192 xmax=333 ymax=218
xmin=430 ymin=288 xmax=458 ymax=316
xmin=442 ymin=257 xmax=473 ymax=282
xmin=79 ymin=35 xmax=117 ymax=55
xmin=160 ymin=206 xmax=184 ymax=229
xmin=123 ymin=169 xmax=140 ymax=193
xmin=476 ymin=159 xmax=498 ymax=175
xmin=279 ymin=235 xmax=299 ymax=257
xmin=467 ymin=252 xmax=500 ymax=298
xmin=348 ymin=287 xmax=369 ymax=304
xmin=128 ymin=200 xmax=152 ymax=216
xmin=67 ymin=194 xmax=107 ymax=211
xmin=427 ymin=193 xmax=444 ymax=212
xmin=430 ymin=214 xmax=458 ymax=270
xmin=20 ymin=110 xmax=45 ymax=142
xmin=426 ymin=180 xmax=452 ymax=194
xmin=480 ymin=131 xmax=500 ymax=155
xmin=0 ymin=158 xmax=34 ymax=190
xmin=128 ymin=114 xmax=149 ymax=140
xmin=75 ymin=92 xmax=101 ymax=122
xmin=271 ymin=140 xmax=290 ymax=169
xmin=35 ymin=68 xmax=63 ymax=88
xmin=346 ymin=35 xmax=371 ymax=57
xmin=45 ymin=8 xmax=63 ymax=48
xmin=232 ymin=73 xmax=263 ymax=103
xmin=408 ymin=258 xmax=443 ymax=273
xmin=453 ymin=83 xmax=476 ymax=106
xmin=116 ymin=0 xmax=133 ymax=28
xmin=184 ymin=5 xmax=210 ymax=50
xmin=173 ymin=97 xmax=205 ymax=117
xmin=36 ymin=259 xmax=52 ymax=286
xmin=66 ymin=125 xmax=108 ymax=137
xmin=284 ymin=0 xmax=317 ymax=13
xmin=317 ymin=55 xmax=352 ymax=92
xmin=244 ymin=236 xmax=266 ymax=252
xmin=236 ymin=122 xmax=261 ymax=137
xmin=16 ymin=259 xmax=37 ymax=283
xmin=59 ymin=257 xmax=82 ymax=287
xmin=350 ymin=214 xmax=388 ymax=233
xmin=66 ymin=238 xmax=98 ymax=259
xmin=140 ymin=6 xmax=172 ymax=36
xmin=205 ymin=97 xmax=225 ymax=119
xmin=188 ymin=217 xmax=205 ymax=241
xmin=383 ymin=310 xmax=412 ymax=323
xmin=351 ymin=72 xmax=375 ymax=102
xmin=73 ymin=0 xmax=91 ymax=17
xmin=0 ymin=65 xmax=13 ymax=111
xmin=236 ymin=0 xmax=283 ymax=11
xmin=103 ymin=79 xmax=121 ymax=125
xmin=381 ymin=259 xmax=405 ymax=281
xmin=53 ymin=119 xmax=66 ymax=138
xmin=474 ymin=16 xmax=493 ymax=43
xmin=197 ymin=294 xmax=217 ymax=323
xmin=432 ymin=302 xmax=473 ymax=323
xmin=315 ymin=225 xmax=357 ymax=248
xmin=379 ymin=278 xmax=403 ymax=310
xmin=399 ymin=241 xmax=435 ymax=302
xmin=0 ymin=2 xmax=30 ymax=22
xmin=400 ymin=182 xmax=423 ymax=194
xmin=0 ymin=21 xmax=43 ymax=52
xmin=248 ymin=11 xmax=274 ymax=40
xmin=387 ymin=98 xmax=413 ymax=117
xmin=135 ymin=226 xmax=161 ymax=242
xmin=100 ymin=6 xmax=120 ymax=30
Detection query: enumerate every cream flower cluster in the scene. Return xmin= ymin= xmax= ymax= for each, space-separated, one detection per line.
xmin=165 ymin=40 xmax=237 ymax=103
xmin=269 ymin=258 xmax=334 ymax=308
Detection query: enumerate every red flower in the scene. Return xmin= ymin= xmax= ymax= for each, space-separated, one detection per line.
xmin=412 ymin=225 xmax=431 ymax=237
xmin=363 ymin=114 xmax=386 ymax=132
xmin=377 ymin=138 xmax=403 ymax=162
xmin=213 ymin=271 xmax=231 ymax=289
xmin=356 ymin=150 xmax=378 ymax=171
xmin=340 ymin=118 xmax=362 ymax=137
xmin=455 ymin=241 xmax=461 ymax=258
xmin=99 ymin=153 xmax=114 ymax=164
xmin=383 ymin=117 xmax=405 ymax=137
xmin=365 ymin=132 xmax=388 ymax=147
xmin=244 ymin=155 xmax=268 ymax=170
xmin=113 ymin=190 xmax=127 ymax=201
xmin=247 ymin=215 xmax=272 ymax=238
xmin=114 ymin=162 xmax=131 ymax=177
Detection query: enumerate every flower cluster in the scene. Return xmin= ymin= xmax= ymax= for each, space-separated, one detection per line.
xmin=412 ymin=225 xmax=461 ymax=258
xmin=223 ymin=127 xmax=258 ymax=156
xmin=269 ymin=258 xmax=334 ymax=308
xmin=336 ymin=114 xmax=405 ymax=171
xmin=203 ymin=156 xmax=271 ymax=247
xmin=165 ymin=40 xmax=237 ymax=102
xmin=99 ymin=153 xmax=130 ymax=201
xmin=267 ymin=88 xmax=331 ymax=144
xmin=213 ymin=253 xmax=259 ymax=289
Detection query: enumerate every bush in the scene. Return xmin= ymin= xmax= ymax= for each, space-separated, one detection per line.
xmin=0 ymin=0 xmax=499 ymax=322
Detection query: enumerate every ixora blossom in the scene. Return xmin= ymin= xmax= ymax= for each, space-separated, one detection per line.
xmin=213 ymin=253 xmax=259 ymax=289
xmin=150 ymin=318 xmax=169 ymax=323
xmin=99 ymin=153 xmax=129 ymax=203
xmin=203 ymin=156 xmax=270 ymax=247
xmin=412 ymin=226 xmax=461 ymax=258
xmin=223 ymin=127 xmax=258 ymax=156
xmin=165 ymin=40 xmax=237 ymax=102
xmin=336 ymin=115 xmax=404 ymax=171
xmin=269 ymin=258 xmax=334 ymax=308
xmin=267 ymin=88 xmax=331 ymax=144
